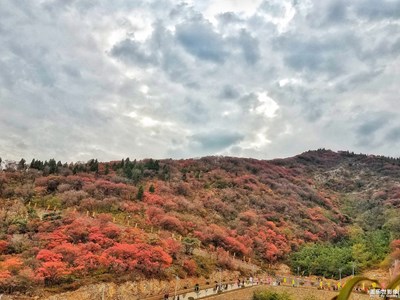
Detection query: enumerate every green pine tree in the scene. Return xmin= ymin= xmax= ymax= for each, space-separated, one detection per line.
xmin=149 ymin=184 xmax=155 ymax=193
xmin=105 ymin=164 xmax=110 ymax=175
xmin=136 ymin=185 xmax=144 ymax=201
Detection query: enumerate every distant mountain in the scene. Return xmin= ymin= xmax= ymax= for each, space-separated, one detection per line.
xmin=0 ymin=149 xmax=399 ymax=295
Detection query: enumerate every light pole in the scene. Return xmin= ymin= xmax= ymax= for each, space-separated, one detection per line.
xmin=297 ymin=267 xmax=300 ymax=287
xmin=253 ymin=265 xmax=256 ymax=285
xmin=339 ymin=268 xmax=342 ymax=287
xmin=174 ymin=275 xmax=179 ymax=299
xmin=219 ymin=269 xmax=222 ymax=291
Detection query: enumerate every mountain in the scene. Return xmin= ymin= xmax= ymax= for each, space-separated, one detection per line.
xmin=0 ymin=149 xmax=399 ymax=296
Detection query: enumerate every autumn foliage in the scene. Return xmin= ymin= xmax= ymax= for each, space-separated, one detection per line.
xmin=0 ymin=150 xmax=400 ymax=294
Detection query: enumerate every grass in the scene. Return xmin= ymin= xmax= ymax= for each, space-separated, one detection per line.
xmin=205 ymin=285 xmax=371 ymax=300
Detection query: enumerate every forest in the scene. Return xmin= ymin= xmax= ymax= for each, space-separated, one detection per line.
xmin=0 ymin=149 xmax=399 ymax=295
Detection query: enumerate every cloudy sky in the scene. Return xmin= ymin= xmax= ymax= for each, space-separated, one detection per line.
xmin=1 ymin=0 xmax=399 ymax=162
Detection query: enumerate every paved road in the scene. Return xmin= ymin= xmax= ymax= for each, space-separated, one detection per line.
xmin=159 ymin=282 xmax=260 ymax=300
xmin=148 ymin=275 xmax=350 ymax=300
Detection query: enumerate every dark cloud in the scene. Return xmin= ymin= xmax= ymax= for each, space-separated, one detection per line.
xmin=305 ymin=106 xmax=323 ymax=122
xmin=180 ymin=97 xmax=210 ymax=124
xmin=335 ymin=68 xmax=385 ymax=92
xmin=111 ymin=38 xmax=157 ymax=67
xmin=62 ymin=65 xmax=82 ymax=79
xmin=192 ymin=132 xmax=244 ymax=151
xmin=216 ymin=12 xmax=244 ymax=25
xmin=220 ymin=85 xmax=240 ymax=99
xmin=355 ymin=0 xmax=400 ymax=20
xmin=304 ymin=1 xmax=350 ymax=27
xmin=325 ymin=1 xmax=348 ymax=24
xmin=357 ymin=115 xmax=390 ymax=137
xmin=385 ymin=127 xmax=400 ymax=143
xmin=355 ymin=112 xmax=394 ymax=147
xmin=0 ymin=0 xmax=399 ymax=161
xmin=237 ymin=30 xmax=260 ymax=65
xmin=176 ymin=19 xmax=228 ymax=63
xmin=275 ymin=32 xmax=358 ymax=75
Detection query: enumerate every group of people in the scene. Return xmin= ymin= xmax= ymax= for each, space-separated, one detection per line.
xmin=214 ymin=282 xmax=230 ymax=292
xmin=237 ymin=276 xmax=260 ymax=287
xmin=162 ymin=276 xmax=259 ymax=300
xmin=163 ymin=293 xmax=181 ymax=300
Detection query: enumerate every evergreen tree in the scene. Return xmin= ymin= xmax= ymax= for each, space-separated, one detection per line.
xmin=73 ymin=164 xmax=79 ymax=175
xmin=105 ymin=164 xmax=109 ymax=175
xmin=149 ymin=184 xmax=155 ymax=193
xmin=124 ymin=166 xmax=133 ymax=179
xmin=145 ymin=159 xmax=160 ymax=171
xmin=125 ymin=157 xmax=131 ymax=168
xmin=36 ymin=159 xmax=44 ymax=170
xmin=88 ymin=159 xmax=99 ymax=173
xmin=48 ymin=159 xmax=58 ymax=174
xmin=132 ymin=168 xmax=142 ymax=184
xmin=136 ymin=185 xmax=144 ymax=201
xmin=18 ymin=158 xmax=26 ymax=170
xmin=30 ymin=159 xmax=36 ymax=169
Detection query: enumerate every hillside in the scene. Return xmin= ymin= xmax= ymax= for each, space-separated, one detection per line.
xmin=0 ymin=149 xmax=399 ymax=296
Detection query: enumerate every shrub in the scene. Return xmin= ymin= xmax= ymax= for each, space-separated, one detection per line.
xmin=60 ymin=190 xmax=88 ymax=207
xmin=253 ymin=289 xmax=292 ymax=300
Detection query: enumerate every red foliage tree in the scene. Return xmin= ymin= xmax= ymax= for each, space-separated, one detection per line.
xmin=103 ymin=243 xmax=172 ymax=275
xmin=102 ymin=243 xmax=139 ymax=272
xmin=0 ymin=240 xmax=9 ymax=254
xmin=53 ymin=243 xmax=81 ymax=266
xmin=88 ymin=228 xmax=115 ymax=248
xmin=74 ymin=252 xmax=105 ymax=275
xmin=158 ymin=215 xmax=184 ymax=233
xmin=1 ymin=257 xmax=23 ymax=275
xmin=162 ymin=238 xmax=182 ymax=259
xmin=37 ymin=261 xmax=71 ymax=285
xmin=223 ymin=236 xmax=249 ymax=256
xmin=37 ymin=249 xmax=63 ymax=262
xmin=183 ymin=259 xmax=197 ymax=276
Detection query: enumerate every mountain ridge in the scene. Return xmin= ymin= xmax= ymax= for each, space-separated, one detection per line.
xmin=0 ymin=149 xmax=399 ymax=296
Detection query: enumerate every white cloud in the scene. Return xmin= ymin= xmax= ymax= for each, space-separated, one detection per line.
xmin=139 ymin=85 xmax=149 ymax=94
xmin=278 ymin=78 xmax=303 ymax=87
xmin=251 ymin=92 xmax=280 ymax=118
xmin=241 ymin=131 xmax=272 ymax=150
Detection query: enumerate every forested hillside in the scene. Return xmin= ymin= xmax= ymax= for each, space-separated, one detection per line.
xmin=0 ymin=149 xmax=399 ymax=295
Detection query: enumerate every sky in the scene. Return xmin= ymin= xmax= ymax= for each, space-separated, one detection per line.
xmin=0 ymin=0 xmax=399 ymax=162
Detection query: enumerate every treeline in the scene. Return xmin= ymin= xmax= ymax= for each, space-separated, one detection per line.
xmin=289 ymin=228 xmax=391 ymax=279
xmin=0 ymin=157 xmax=171 ymax=184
